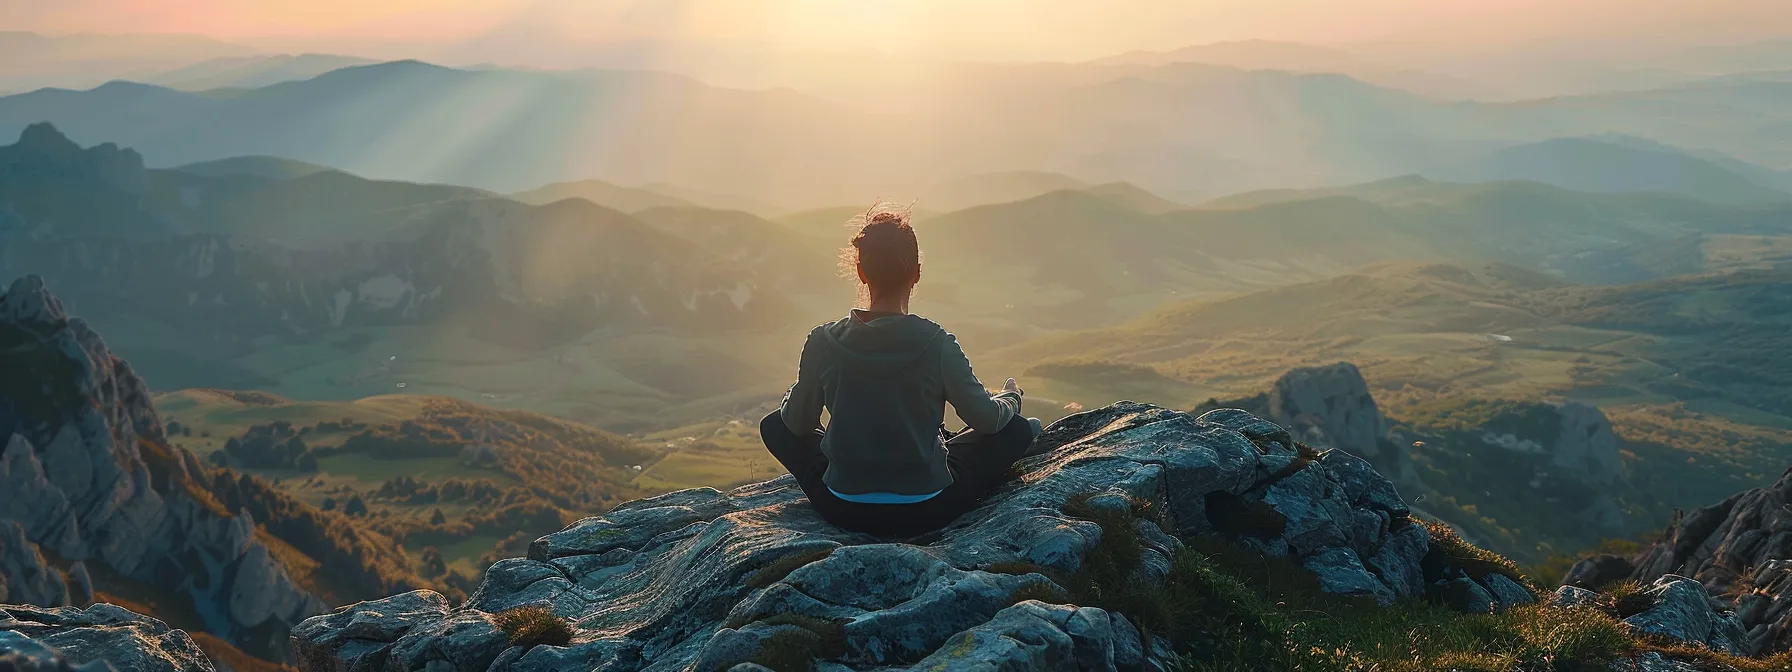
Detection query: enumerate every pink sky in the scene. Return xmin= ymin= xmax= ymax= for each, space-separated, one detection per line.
xmin=6 ymin=0 xmax=1788 ymax=62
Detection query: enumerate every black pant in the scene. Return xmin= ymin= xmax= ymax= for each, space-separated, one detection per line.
xmin=759 ymin=411 xmax=1036 ymax=537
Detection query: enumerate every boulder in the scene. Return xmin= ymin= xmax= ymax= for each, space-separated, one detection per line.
xmin=1628 ymin=466 xmax=1792 ymax=655
xmin=1618 ymin=575 xmax=1747 ymax=655
xmin=1548 ymin=585 xmax=1600 ymax=609
xmin=0 ymin=603 xmax=214 ymax=672
xmin=1266 ymin=362 xmax=1386 ymax=459
xmin=293 ymin=402 xmax=1435 ymax=671
xmin=1548 ymin=402 xmax=1622 ymax=486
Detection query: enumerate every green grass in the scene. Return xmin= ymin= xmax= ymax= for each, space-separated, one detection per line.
xmin=493 ymin=605 xmax=574 ymax=648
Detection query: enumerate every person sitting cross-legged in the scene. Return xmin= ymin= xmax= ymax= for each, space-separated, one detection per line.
xmin=759 ymin=206 xmax=1042 ymax=537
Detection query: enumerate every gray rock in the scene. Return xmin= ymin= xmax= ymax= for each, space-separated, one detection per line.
xmin=292 ymin=402 xmax=1438 ymax=671
xmin=905 ymin=601 xmax=1143 ymax=672
xmin=1548 ymin=585 xmax=1600 ymax=609
xmin=1627 ymin=467 xmax=1792 ymax=656
xmin=64 ymin=563 xmax=92 ymax=608
xmin=1607 ymin=651 xmax=1702 ymax=672
xmin=1548 ymin=402 xmax=1622 ymax=486
xmin=0 ymin=603 xmax=213 ymax=672
xmin=1438 ymin=577 xmax=1495 ymax=614
xmin=290 ymin=590 xmax=452 ymax=671
xmin=1620 ymin=575 xmax=1746 ymax=655
xmin=1479 ymin=573 xmax=1537 ymax=612
xmin=0 ymin=522 xmax=69 ymax=607
xmin=1266 ymin=363 xmax=1386 ymax=459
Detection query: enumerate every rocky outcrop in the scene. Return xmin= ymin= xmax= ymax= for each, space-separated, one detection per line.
xmin=1548 ymin=575 xmax=1748 ymax=656
xmin=0 ymin=523 xmax=68 ymax=608
xmin=1628 ymin=466 xmax=1792 ymax=655
xmin=0 ymin=275 xmax=327 ymax=660
xmin=1539 ymin=401 xmax=1623 ymax=486
xmin=0 ymin=603 xmax=214 ymax=672
xmin=1267 ymin=362 xmax=1388 ymax=459
xmin=1618 ymin=575 xmax=1748 ymax=655
xmin=1194 ymin=363 xmax=1416 ymax=484
xmin=290 ymin=401 xmax=1515 ymax=672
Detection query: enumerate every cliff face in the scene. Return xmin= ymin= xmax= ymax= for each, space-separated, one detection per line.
xmin=1625 ymin=466 xmax=1792 ymax=655
xmin=0 ymin=274 xmax=326 ymax=660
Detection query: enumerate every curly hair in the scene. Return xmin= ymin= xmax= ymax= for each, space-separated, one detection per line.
xmin=839 ymin=202 xmax=922 ymax=304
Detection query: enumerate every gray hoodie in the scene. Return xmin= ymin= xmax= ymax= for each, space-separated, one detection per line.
xmin=778 ymin=310 xmax=1021 ymax=496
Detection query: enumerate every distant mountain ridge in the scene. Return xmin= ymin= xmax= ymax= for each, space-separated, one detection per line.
xmin=145 ymin=53 xmax=376 ymax=91
xmin=0 ymin=124 xmax=803 ymax=377
xmin=5 ymin=56 xmax=1790 ymax=201
xmin=1435 ymin=137 xmax=1790 ymax=205
xmin=1097 ymin=39 xmax=1478 ymax=100
xmin=510 ymin=179 xmax=702 ymax=213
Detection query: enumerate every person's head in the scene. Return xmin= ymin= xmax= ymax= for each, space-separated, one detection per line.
xmin=841 ymin=206 xmax=921 ymax=307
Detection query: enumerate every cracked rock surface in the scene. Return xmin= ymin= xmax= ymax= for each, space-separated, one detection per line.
xmin=0 ymin=603 xmax=214 ymax=672
xmin=292 ymin=402 xmax=1456 ymax=671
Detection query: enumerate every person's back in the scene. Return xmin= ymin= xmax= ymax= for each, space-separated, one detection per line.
xmin=760 ymin=207 xmax=1040 ymax=536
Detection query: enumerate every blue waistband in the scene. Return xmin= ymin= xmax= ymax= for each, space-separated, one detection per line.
xmin=828 ymin=487 xmax=943 ymax=504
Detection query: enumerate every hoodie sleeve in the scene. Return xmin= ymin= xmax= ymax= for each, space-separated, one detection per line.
xmin=941 ymin=332 xmax=1020 ymax=434
xmin=778 ymin=328 xmax=827 ymax=436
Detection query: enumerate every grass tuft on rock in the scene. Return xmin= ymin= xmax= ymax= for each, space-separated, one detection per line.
xmin=493 ymin=605 xmax=574 ymax=649
xmin=1421 ymin=519 xmax=1533 ymax=588
xmin=745 ymin=614 xmax=848 ymax=672
xmin=1597 ymin=580 xmax=1658 ymax=620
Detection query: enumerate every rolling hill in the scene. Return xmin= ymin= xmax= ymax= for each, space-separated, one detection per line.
xmin=990 ymin=262 xmax=1792 ymax=428
xmin=1435 ymin=137 xmax=1790 ymax=205
xmin=0 ymin=124 xmax=834 ymax=428
xmin=988 ymin=262 xmax=1792 ymax=567
xmin=8 ymin=124 xmax=1792 ymax=432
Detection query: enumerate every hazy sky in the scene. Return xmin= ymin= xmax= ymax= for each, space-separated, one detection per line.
xmin=7 ymin=0 xmax=1790 ymax=63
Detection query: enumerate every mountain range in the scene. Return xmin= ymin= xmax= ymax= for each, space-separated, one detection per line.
xmin=3 ymin=57 xmax=1790 ymax=205
xmin=6 ymin=124 xmax=1792 ymax=427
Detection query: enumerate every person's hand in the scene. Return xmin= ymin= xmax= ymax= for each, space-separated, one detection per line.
xmin=1003 ymin=377 xmax=1023 ymax=397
